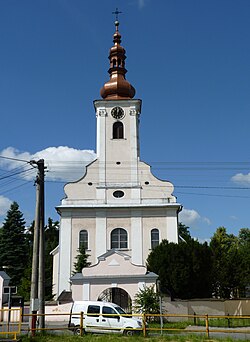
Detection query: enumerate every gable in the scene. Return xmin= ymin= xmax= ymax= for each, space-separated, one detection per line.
xmin=83 ymin=251 xmax=146 ymax=277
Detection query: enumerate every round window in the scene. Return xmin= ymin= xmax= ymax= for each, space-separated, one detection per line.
xmin=113 ymin=190 xmax=124 ymax=198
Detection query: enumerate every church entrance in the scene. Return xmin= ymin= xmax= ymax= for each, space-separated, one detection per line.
xmin=97 ymin=287 xmax=132 ymax=312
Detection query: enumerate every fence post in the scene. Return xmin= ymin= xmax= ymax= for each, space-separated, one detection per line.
xmin=205 ymin=314 xmax=209 ymax=338
xmin=80 ymin=311 xmax=84 ymax=336
xmin=142 ymin=313 xmax=146 ymax=337
xmin=31 ymin=311 xmax=37 ymax=337
xmin=18 ymin=308 xmax=22 ymax=336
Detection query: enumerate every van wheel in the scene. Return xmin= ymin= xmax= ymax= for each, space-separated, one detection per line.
xmin=123 ymin=329 xmax=134 ymax=336
xmin=74 ymin=327 xmax=85 ymax=335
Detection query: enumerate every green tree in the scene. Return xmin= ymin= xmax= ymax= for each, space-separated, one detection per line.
xmin=238 ymin=228 xmax=250 ymax=297
xmin=18 ymin=218 xmax=59 ymax=300
xmin=0 ymin=202 xmax=29 ymax=287
xmin=44 ymin=218 xmax=59 ymax=299
xmin=147 ymin=239 xmax=213 ymax=299
xmin=178 ymin=223 xmax=192 ymax=243
xmin=73 ymin=245 xmax=90 ymax=274
xmin=134 ymin=285 xmax=159 ymax=314
xmin=210 ymin=227 xmax=240 ymax=298
xmin=18 ymin=221 xmax=34 ymax=300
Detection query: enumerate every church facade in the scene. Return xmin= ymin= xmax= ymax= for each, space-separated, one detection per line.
xmin=52 ymin=20 xmax=182 ymax=309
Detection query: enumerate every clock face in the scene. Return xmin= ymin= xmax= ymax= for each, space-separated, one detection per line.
xmin=111 ymin=107 xmax=125 ymax=120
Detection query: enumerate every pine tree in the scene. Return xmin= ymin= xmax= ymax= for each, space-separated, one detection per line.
xmin=44 ymin=218 xmax=59 ymax=299
xmin=0 ymin=202 xmax=29 ymax=287
xmin=18 ymin=218 xmax=59 ymax=300
xmin=73 ymin=246 xmax=90 ymax=274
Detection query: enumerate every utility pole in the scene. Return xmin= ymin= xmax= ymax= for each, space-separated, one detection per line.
xmin=29 ymin=159 xmax=45 ymax=332
xmin=38 ymin=159 xmax=45 ymax=329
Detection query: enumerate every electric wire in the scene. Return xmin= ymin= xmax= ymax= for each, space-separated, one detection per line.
xmin=0 ymin=167 xmax=35 ymax=181
xmin=0 ymin=180 xmax=33 ymax=196
xmin=1 ymin=159 xmax=250 ymax=199
xmin=0 ymin=155 xmax=30 ymax=163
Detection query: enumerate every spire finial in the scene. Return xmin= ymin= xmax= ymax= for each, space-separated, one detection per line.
xmin=100 ymin=9 xmax=136 ymax=100
xmin=112 ymin=7 xmax=122 ymax=22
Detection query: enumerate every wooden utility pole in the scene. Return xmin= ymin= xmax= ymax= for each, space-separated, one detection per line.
xmin=38 ymin=159 xmax=45 ymax=329
xmin=29 ymin=159 xmax=45 ymax=331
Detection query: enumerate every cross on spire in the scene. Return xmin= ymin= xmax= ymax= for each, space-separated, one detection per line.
xmin=112 ymin=8 xmax=122 ymax=21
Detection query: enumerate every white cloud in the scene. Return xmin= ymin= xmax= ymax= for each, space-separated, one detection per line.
xmin=179 ymin=208 xmax=200 ymax=225
xmin=231 ymin=172 xmax=250 ymax=185
xmin=0 ymin=195 xmax=12 ymax=216
xmin=179 ymin=208 xmax=211 ymax=227
xmin=0 ymin=146 xmax=96 ymax=182
xmin=203 ymin=217 xmax=211 ymax=225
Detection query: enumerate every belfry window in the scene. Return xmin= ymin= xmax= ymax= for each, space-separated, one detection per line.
xmin=79 ymin=229 xmax=88 ymax=250
xmin=113 ymin=122 xmax=124 ymax=139
xmin=151 ymin=228 xmax=159 ymax=249
xmin=111 ymin=228 xmax=127 ymax=249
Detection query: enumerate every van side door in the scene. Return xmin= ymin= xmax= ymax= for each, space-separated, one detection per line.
xmin=85 ymin=304 xmax=101 ymax=333
xmin=102 ymin=305 xmax=123 ymax=334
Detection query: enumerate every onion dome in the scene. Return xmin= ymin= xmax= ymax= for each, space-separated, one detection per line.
xmin=100 ymin=20 xmax=136 ymax=100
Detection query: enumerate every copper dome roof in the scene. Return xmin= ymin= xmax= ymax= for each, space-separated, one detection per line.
xmin=100 ymin=21 xmax=135 ymax=100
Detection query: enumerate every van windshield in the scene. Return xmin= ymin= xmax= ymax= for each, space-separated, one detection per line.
xmin=114 ymin=305 xmax=126 ymax=315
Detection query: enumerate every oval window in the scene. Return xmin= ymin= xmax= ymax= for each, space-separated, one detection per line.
xmin=113 ymin=190 xmax=124 ymax=198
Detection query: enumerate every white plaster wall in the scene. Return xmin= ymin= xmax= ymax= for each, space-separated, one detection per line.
xmin=72 ymin=280 xmax=156 ymax=306
xmin=52 ymin=250 xmax=59 ymax=298
xmin=58 ymin=216 xmax=72 ymax=295
xmin=166 ymin=209 xmax=178 ymax=243
xmin=95 ymin=211 xmax=107 ymax=259
xmin=71 ymin=217 xmax=96 ymax=266
xmin=45 ymin=303 xmax=72 ymax=321
xmin=131 ymin=211 xmax=143 ymax=265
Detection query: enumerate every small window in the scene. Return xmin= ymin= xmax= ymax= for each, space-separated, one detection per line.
xmin=113 ymin=190 xmax=124 ymax=198
xmin=113 ymin=122 xmax=124 ymax=139
xmin=151 ymin=229 xmax=159 ymax=249
xmin=111 ymin=228 xmax=128 ymax=249
xmin=102 ymin=306 xmax=118 ymax=319
xmin=145 ymin=181 xmax=149 ymax=185
xmin=88 ymin=182 xmax=93 ymax=186
xmin=79 ymin=230 xmax=88 ymax=249
xmin=87 ymin=305 xmax=100 ymax=316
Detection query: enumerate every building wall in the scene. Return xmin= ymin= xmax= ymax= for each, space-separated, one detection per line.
xmin=162 ymin=297 xmax=250 ymax=320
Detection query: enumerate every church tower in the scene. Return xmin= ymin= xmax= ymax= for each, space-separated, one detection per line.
xmin=53 ymin=19 xmax=182 ymax=307
xmin=95 ymin=20 xmax=141 ymax=186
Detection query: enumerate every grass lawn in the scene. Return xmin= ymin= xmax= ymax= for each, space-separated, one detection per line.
xmin=19 ymin=333 xmax=247 ymax=342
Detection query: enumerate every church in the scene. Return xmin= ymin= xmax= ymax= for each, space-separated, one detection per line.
xmin=52 ymin=18 xmax=182 ymax=310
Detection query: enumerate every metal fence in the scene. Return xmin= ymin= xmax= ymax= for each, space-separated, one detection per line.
xmin=0 ymin=308 xmax=250 ymax=339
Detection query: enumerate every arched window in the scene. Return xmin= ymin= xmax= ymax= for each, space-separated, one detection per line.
xmin=111 ymin=228 xmax=127 ymax=249
xmin=79 ymin=230 xmax=88 ymax=249
xmin=151 ymin=228 xmax=159 ymax=249
xmin=113 ymin=122 xmax=124 ymax=139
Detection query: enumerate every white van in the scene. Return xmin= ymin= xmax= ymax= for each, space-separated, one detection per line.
xmin=69 ymin=301 xmax=142 ymax=336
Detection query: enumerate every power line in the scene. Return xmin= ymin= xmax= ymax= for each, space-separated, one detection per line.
xmin=0 ymin=181 xmax=32 ymax=196
xmin=0 ymin=167 xmax=34 ymax=181
xmin=0 ymin=155 xmax=30 ymax=163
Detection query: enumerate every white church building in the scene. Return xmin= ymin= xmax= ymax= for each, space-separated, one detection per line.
xmin=52 ymin=19 xmax=182 ymax=310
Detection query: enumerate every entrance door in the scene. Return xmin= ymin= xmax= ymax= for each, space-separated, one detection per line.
xmin=98 ymin=287 xmax=131 ymax=312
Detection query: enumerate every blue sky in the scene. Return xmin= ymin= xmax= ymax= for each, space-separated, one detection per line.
xmin=0 ymin=0 xmax=250 ymax=241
